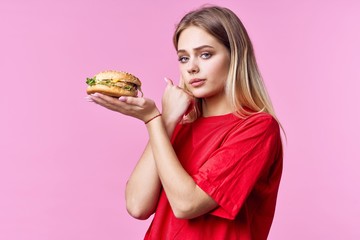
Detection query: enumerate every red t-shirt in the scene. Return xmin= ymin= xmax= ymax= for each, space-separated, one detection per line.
xmin=144 ymin=112 xmax=283 ymax=240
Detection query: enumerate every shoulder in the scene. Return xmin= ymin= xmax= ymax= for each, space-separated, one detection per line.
xmin=240 ymin=112 xmax=279 ymax=131
xmin=224 ymin=112 xmax=281 ymax=143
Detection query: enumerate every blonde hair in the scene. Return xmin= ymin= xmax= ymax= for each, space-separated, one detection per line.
xmin=173 ymin=5 xmax=283 ymax=129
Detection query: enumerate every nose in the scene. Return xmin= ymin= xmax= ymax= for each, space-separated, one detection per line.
xmin=187 ymin=58 xmax=199 ymax=74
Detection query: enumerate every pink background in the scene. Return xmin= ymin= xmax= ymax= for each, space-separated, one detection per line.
xmin=1 ymin=0 xmax=359 ymax=239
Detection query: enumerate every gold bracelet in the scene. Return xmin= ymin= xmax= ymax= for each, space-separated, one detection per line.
xmin=144 ymin=113 xmax=162 ymax=124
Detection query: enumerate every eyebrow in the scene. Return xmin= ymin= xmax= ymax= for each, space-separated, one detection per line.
xmin=177 ymin=45 xmax=215 ymax=54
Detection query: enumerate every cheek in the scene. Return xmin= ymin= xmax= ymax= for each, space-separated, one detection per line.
xmin=179 ymin=65 xmax=187 ymax=77
xmin=211 ymin=63 xmax=229 ymax=82
xmin=210 ymin=55 xmax=229 ymax=71
xmin=217 ymin=61 xmax=230 ymax=80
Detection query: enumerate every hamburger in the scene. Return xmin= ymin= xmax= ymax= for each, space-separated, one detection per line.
xmin=86 ymin=70 xmax=143 ymax=97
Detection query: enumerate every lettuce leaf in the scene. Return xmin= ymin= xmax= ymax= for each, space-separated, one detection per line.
xmin=86 ymin=77 xmax=96 ymax=86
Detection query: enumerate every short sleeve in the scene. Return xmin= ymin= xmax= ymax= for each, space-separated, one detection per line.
xmin=192 ymin=114 xmax=282 ymax=220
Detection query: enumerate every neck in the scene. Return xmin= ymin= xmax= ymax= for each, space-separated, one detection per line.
xmin=201 ymin=92 xmax=232 ymax=117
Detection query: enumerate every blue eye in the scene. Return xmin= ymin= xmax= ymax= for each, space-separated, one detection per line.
xmin=201 ymin=52 xmax=211 ymax=59
xmin=178 ymin=56 xmax=189 ymax=63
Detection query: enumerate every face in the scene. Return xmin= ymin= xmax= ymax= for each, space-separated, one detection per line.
xmin=177 ymin=26 xmax=230 ymax=100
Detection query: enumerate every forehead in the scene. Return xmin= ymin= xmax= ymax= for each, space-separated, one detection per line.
xmin=177 ymin=26 xmax=222 ymax=50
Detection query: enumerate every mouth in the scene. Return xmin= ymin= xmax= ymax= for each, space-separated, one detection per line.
xmin=189 ymin=78 xmax=205 ymax=87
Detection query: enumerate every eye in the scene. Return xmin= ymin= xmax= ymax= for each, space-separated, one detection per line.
xmin=200 ymin=52 xmax=212 ymax=59
xmin=178 ymin=56 xmax=189 ymax=63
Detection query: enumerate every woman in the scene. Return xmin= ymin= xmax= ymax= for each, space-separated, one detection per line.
xmin=88 ymin=5 xmax=283 ymax=240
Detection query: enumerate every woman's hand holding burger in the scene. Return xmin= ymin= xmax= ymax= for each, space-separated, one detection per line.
xmin=88 ymin=93 xmax=160 ymax=124
xmin=86 ymin=70 xmax=159 ymax=123
xmin=86 ymin=70 xmax=193 ymax=128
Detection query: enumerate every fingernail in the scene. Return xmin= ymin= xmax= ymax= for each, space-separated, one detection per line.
xmin=92 ymin=93 xmax=99 ymax=97
xmin=164 ymin=77 xmax=168 ymax=83
xmin=118 ymin=96 xmax=127 ymax=102
xmin=85 ymin=96 xmax=93 ymax=102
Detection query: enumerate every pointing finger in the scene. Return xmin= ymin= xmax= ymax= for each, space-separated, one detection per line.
xmin=164 ymin=77 xmax=174 ymax=86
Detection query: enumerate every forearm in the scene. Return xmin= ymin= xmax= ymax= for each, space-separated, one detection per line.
xmin=146 ymin=116 xmax=217 ymax=219
xmin=125 ymin=114 xmax=178 ymax=219
xmin=125 ymin=141 xmax=161 ymax=219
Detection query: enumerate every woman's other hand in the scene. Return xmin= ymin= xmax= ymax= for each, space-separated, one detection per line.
xmin=162 ymin=77 xmax=193 ymax=130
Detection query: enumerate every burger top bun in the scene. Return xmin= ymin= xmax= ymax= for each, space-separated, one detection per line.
xmin=95 ymin=70 xmax=141 ymax=86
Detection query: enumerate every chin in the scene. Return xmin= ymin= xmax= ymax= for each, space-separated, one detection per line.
xmin=194 ymin=89 xmax=227 ymax=101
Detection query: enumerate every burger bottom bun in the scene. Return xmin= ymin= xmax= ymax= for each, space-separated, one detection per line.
xmin=87 ymin=85 xmax=137 ymax=97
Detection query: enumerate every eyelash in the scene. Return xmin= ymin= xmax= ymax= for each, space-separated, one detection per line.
xmin=178 ymin=52 xmax=212 ymax=63
xmin=178 ymin=56 xmax=189 ymax=63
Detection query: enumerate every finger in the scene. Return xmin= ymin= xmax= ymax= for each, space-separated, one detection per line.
xmin=85 ymin=95 xmax=94 ymax=102
xmin=94 ymin=94 xmax=116 ymax=106
xmin=91 ymin=92 xmax=116 ymax=102
xmin=89 ymin=93 xmax=113 ymax=106
xmin=89 ymin=93 xmax=127 ymax=110
xmin=118 ymin=96 xmax=127 ymax=102
xmin=91 ymin=92 xmax=105 ymax=98
xmin=164 ymin=77 xmax=174 ymax=86
xmin=121 ymin=96 xmax=147 ymax=107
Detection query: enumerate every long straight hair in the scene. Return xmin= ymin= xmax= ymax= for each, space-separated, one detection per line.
xmin=173 ymin=5 xmax=283 ymax=130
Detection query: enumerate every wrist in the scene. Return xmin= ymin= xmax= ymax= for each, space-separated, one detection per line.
xmin=144 ymin=113 xmax=162 ymax=125
xmin=163 ymin=117 xmax=178 ymax=137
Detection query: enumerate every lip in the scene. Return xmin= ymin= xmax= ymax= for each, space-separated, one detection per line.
xmin=189 ymin=78 xmax=205 ymax=87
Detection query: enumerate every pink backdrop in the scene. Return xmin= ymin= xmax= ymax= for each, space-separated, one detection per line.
xmin=1 ymin=0 xmax=359 ymax=239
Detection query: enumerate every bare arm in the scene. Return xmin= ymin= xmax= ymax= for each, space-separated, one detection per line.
xmin=87 ymin=94 xmax=163 ymax=219
xmin=125 ymin=102 xmax=180 ymax=220
xmin=125 ymin=141 xmax=161 ymax=219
